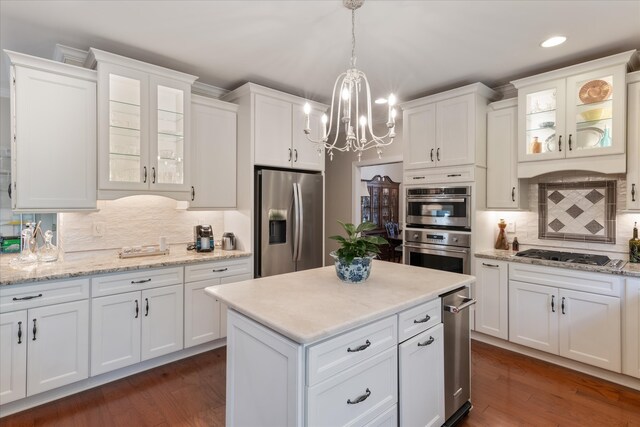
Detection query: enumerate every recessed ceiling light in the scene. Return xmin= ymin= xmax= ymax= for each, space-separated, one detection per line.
xmin=375 ymin=98 xmax=387 ymax=104
xmin=541 ymin=36 xmax=567 ymax=48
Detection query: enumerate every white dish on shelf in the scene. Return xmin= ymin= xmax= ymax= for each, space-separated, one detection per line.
xmin=576 ymin=126 xmax=605 ymax=148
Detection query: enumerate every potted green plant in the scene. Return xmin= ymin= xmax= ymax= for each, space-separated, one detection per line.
xmin=329 ymin=221 xmax=388 ymax=284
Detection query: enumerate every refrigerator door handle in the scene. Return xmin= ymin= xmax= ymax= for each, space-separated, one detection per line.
xmin=292 ymin=183 xmax=300 ymax=262
xmin=297 ymin=182 xmax=304 ymax=262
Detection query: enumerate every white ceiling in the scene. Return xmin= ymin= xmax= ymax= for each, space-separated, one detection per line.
xmin=1 ymin=0 xmax=639 ymax=107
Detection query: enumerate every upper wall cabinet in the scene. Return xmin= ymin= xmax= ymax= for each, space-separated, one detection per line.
xmin=5 ymin=50 xmax=97 ymax=212
xmin=627 ymin=72 xmax=640 ymax=211
xmin=189 ymin=95 xmax=238 ymax=209
xmin=222 ymin=83 xmax=327 ymax=172
xmin=400 ymin=83 xmax=497 ymax=171
xmin=512 ymin=50 xmax=636 ymax=178
xmin=85 ymin=49 xmax=197 ymax=199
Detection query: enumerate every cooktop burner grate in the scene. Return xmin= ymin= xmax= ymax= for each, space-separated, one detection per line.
xmin=515 ymin=249 xmax=611 ymax=266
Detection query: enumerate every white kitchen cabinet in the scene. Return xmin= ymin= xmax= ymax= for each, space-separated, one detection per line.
xmin=486 ymin=99 xmax=528 ymax=209
xmin=6 ymin=50 xmax=97 ymax=212
xmin=184 ymin=259 xmax=251 ymax=346
xmin=399 ymin=324 xmax=444 ymax=427
xmin=87 ymin=48 xmax=197 ymax=199
xmin=512 ymin=51 xmax=634 ymax=178
xmin=190 ymin=95 xmax=238 ymax=209
xmin=624 ymin=278 xmax=640 ymax=378
xmin=90 ymin=268 xmax=184 ymax=375
xmin=0 ymin=311 xmax=27 ymax=405
xmin=222 ymin=83 xmax=327 ymax=172
xmin=401 ymin=83 xmax=496 ymax=171
xmin=626 ymin=75 xmax=640 ymax=211
xmin=474 ymin=259 xmax=509 ymax=340
xmin=27 ymin=300 xmax=89 ymax=396
xmin=509 ymin=267 xmax=622 ymax=372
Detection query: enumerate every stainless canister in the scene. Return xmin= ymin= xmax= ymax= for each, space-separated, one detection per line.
xmin=222 ymin=232 xmax=236 ymax=250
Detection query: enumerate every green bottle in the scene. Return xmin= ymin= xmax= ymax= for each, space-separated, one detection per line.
xmin=630 ymin=222 xmax=640 ymax=263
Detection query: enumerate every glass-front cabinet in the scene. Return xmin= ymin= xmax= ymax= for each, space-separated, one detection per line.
xmin=517 ymin=64 xmax=626 ymax=163
xmin=90 ymin=49 xmax=196 ymax=196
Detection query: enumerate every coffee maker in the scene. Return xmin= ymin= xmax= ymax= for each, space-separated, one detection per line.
xmin=194 ymin=225 xmax=214 ymax=252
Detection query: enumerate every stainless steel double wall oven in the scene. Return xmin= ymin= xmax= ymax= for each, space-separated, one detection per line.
xmin=404 ymin=185 xmax=471 ymax=274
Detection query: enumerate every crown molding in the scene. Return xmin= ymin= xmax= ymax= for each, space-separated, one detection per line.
xmin=5 ymin=50 xmax=97 ymax=81
xmin=222 ymin=82 xmax=328 ymax=110
xmin=399 ymin=82 xmax=498 ymax=110
xmin=53 ymin=44 xmax=89 ymax=67
xmin=192 ymin=81 xmax=229 ymax=99
xmin=192 ymin=93 xmax=238 ymax=112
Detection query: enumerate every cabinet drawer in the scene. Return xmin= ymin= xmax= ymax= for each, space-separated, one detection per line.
xmin=0 ymin=278 xmax=89 ymax=313
xmin=398 ymin=298 xmax=441 ymax=343
xmin=307 ymin=315 xmax=397 ymax=386
xmin=509 ymin=263 xmax=623 ymax=297
xmin=405 ymin=165 xmax=475 ymax=185
xmin=92 ymin=267 xmax=183 ymax=297
xmin=307 ymin=346 xmax=397 ymax=427
xmin=184 ymin=258 xmax=251 ymax=283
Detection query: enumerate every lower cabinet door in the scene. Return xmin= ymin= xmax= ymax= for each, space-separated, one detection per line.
xmin=0 ymin=311 xmax=27 ymax=405
xmin=474 ymin=260 xmax=509 ymax=339
xmin=365 ymin=404 xmax=397 ymax=427
xmin=624 ymin=278 xmax=640 ymax=378
xmin=559 ymin=289 xmax=621 ymax=372
xmin=91 ymin=291 xmax=142 ymax=376
xmin=509 ymin=281 xmax=559 ymax=354
xmin=27 ymin=300 xmax=89 ymax=396
xmin=141 ymin=284 xmax=184 ymax=361
xmin=219 ymin=273 xmax=252 ymax=339
xmin=399 ymin=324 xmax=444 ymax=427
xmin=184 ymin=279 xmax=221 ymax=348
xmin=306 ymin=346 xmax=397 ymax=427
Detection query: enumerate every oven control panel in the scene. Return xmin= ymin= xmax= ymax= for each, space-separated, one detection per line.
xmin=405 ymin=229 xmax=470 ymax=248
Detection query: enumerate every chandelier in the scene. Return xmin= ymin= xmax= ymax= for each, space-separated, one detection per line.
xmin=303 ymin=0 xmax=397 ymax=161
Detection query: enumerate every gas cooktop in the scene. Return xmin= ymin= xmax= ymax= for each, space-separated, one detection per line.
xmin=515 ymin=249 xmax=616 ymax=266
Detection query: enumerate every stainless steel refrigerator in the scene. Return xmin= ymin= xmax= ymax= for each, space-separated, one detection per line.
xmin=255 ymin=168 xmax=323 ymax=278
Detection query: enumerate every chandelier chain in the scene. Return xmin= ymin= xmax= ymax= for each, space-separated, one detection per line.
xmin=351 ymin=8 xmax=356 ymax=67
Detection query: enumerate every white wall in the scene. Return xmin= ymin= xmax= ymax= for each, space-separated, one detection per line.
xmin=324 ymin=121 xmax=404 ymax=264
xmin=360 ymin=163 xmax=403 ymax=182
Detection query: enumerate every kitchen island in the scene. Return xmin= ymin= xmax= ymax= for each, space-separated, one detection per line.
xmin=205 ymin=260 xmax=474 ymax=427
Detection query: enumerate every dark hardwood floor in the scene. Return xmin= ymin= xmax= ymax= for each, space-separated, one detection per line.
xmin=3 ymin=340 xmax=639 ymax=426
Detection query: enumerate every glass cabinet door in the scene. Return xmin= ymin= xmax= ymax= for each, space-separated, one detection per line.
xmin=150 ymin=77 xmax=190 ymax=191
xmin=519 ymin=80 xmax=565 ymax=162
xmin=566 ymin=65 xmax=626 ymax=158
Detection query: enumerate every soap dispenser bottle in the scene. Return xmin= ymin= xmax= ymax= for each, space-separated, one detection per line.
xmin=630 ymin=222 xmax=640 ymax=263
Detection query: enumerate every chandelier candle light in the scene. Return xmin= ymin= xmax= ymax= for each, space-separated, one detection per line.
xmin=303 ymin=0 xmax=397 ymax=161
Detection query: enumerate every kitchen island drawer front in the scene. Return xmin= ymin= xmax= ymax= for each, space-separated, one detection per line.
xmin=0 ymin=278 xmax=89 ymax=313
xmin=365 ymin=404 xmax=397 ymax=427
xmin=398 ymin=298 xmax=441 ymax=342
xmin=509 ymin=263 xmax=623 ymax=297
xmin=307 ymin=346 xmax=398 ymax=427
xmin=184 ymin=258 xmax=251 ymax=283
xmin=92 ymin=267 xmax=184 ymax=297
xmin=307 ymin=315 xmax=397 ymax=386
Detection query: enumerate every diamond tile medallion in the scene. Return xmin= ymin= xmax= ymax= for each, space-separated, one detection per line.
xmin=538 ymin=181 xmax=616 ymax=243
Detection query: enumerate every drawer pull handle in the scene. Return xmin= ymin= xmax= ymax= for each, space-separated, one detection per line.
xmin=511 ymin=187 xmax=516 ymax=202
xmin=412 ymin=176 xmax=425 ymax=180
xmin=212 ymin=268 xmax=228 ymax=273
xmin=551 ymin=295 xmax=555 ymax=313
xmin=413 ymin=314 xmax=431 ymax=324
xmin=447 ymin=174 xmax=461 ymax=177
xmin=131 ymin=279 xmax=152 ymax=284
xmin=436 ymin=148 xmax=440 ymax=161
xmin=32 ymin=319 xmax=37 ymax=341
xmin=18 ymin=321 xmax=22 ymax=344
xmin=145 ymin=298 xmax=149 ymax=317
xmin=347 ymin=340 xmax=371 ymax=353
xmin=347 ymin=388 xmax=371 ymax=405
xmin=13 ymin=293 xmax=43 ymax=301
xmin=152 ymin=167 xmax=156 ymax=184
xmin=430 ymin=149 xmax=434 ymax=162
xmin=632 ymin=184 xmax=636 ymax=202
xmin=135 ymin=300 xmax=139 ymax=318
xmin=482 ymin=263 xmax=499 ymax=268
xmin=561 ymin=297 xmax=566 ymax=315
xmin=568 ymin=134 xmax=573 ymax=151
xmin=418 ymin=336 xmax=435 ymax=347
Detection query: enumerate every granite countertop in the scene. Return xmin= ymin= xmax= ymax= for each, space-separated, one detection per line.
xmin=475 ymin=249 xmax=640 ymax=278
xmin=0 ymin=247 xmax=252 ymax=286
xmin=205 ymin=260 xmax=474 ymax=344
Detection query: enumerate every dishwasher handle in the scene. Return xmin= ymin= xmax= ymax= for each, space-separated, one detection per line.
xmin=444 ymin=297 xmax=477 ymax=314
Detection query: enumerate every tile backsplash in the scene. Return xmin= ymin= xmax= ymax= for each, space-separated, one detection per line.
xmin=59 ymin=195 xmax=224 ymax=254
xmin=484 ymin=171 xmax=640 ymax=258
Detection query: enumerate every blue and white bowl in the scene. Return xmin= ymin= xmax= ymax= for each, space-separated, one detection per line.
xmin=330 ymin=251 xmax=374 ymax=284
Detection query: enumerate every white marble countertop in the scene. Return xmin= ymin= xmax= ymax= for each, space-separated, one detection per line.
xmin=475 ymin=249 xmax=640 ymax=278
xmin=206 ymin=260 xmax=474 ymax=344
xmin=0 ymin=247 xmax=252 ymax=286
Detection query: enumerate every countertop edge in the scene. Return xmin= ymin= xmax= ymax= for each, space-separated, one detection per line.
xmin=207 ymin=276 xmax=475 ymax=345
xmin=474 ymin=250 xmax=640 ymax=278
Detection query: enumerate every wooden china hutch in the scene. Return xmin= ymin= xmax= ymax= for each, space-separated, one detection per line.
xmin=361 ymin=175 xmax=401 ymax=261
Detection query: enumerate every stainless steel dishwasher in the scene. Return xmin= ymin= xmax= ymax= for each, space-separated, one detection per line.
xmin=442 ymin=286 xmax=476 ymax=426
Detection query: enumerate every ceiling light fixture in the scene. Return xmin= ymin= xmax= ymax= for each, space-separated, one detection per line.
xmin=540 ymin=36 xmax=567 ymax=48
xmin=303 ymin=0 xmax=396 ymax=161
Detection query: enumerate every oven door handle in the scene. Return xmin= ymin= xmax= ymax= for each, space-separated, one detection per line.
xmin=407 ymin=197 xmax=467 ymax=203
xmin=404 ymin=243 xmax=469 ymax=254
